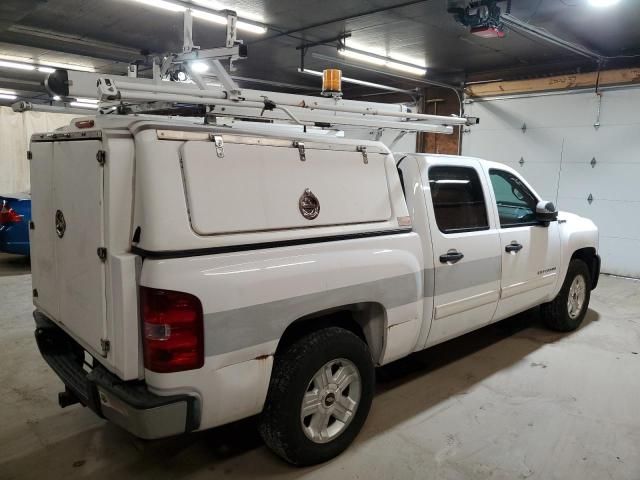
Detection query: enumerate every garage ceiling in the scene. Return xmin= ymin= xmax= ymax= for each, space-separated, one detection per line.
xmin=1 ymin=0 xmax=640 ymax=103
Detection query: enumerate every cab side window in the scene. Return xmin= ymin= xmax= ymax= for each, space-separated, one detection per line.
xmin=489 ymin=169 xmax=538 ymax=228
xmin=428 ymin=166 xmax=489 ymax=234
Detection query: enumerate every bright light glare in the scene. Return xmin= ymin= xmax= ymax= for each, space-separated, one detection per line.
xmin=190 ymin=61 xmax=210 ymax=73
xmin=0 ymin=94 xmax=18 ymax=100
xmin=53 ymin=95 xmax=61 ymax=101
xmin=37 ymin=66 xmax=56 ymax=73
xmin=0 ymin=60 xmax=35 ymax=71
xmin=76 ymin=97 xmax=99 ymax=104
xmin=588 ymin=0 xmax=620 ymax=6
xmin=0 ymin=88 xmax=17 ymax=95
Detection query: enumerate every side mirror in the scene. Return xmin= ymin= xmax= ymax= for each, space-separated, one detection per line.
xmin=536 ymin=201 xmax=558 ymax=226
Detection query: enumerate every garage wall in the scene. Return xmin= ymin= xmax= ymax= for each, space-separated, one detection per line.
xmin=462 ymin=86 xmax=640 ymax=278
xmin=0 ymin=107 xmax=76 ymax=194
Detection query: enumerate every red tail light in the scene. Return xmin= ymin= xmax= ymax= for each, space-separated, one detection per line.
xmin=140 ymin=287 xmax=204 ymax=373
xmin=0 ymin=202 xmax=22 ymax=225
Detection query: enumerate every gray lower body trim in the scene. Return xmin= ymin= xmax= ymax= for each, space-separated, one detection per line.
xmin=203 ymin=255 xmax=503 ymax=357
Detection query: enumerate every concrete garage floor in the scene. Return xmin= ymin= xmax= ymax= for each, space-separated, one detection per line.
xmin=1 ymin=267 xmax=639 ymax=480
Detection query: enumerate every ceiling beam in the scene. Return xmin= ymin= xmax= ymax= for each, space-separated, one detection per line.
xmin=466 ymin=67 xmax=640 ymax=97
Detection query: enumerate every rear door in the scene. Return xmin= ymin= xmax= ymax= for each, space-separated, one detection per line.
xmin=422 ymin=158 xmax=502 ymax=346
xmin=31 ymin=137 xmax=108 ymax=358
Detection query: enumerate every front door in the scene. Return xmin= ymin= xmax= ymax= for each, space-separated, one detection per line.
xmin=486 ymin=167 xmax=561 ymax=321
xmin=423 ymin=160 xmax=502 ymax=347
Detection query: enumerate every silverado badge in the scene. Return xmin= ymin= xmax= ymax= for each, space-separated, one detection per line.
xmin=299 ymin=189 xmax=320 ymax=220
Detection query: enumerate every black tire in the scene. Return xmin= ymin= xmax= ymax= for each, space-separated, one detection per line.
xmin=258 ymin=327 xmax=375 ymax=466
xmin=541 ymin=259 xmax=591 ymax=332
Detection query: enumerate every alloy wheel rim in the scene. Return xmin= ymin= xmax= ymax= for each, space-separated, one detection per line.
xmin=300 ymin=358 xmax=361 ymax=444
xmin=567 ymin=274 xmax=587 ymax=320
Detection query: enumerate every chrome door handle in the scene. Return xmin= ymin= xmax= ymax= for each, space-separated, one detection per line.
xmin=440 ymin=250 xmax=464 ymax=264
xmin=505 ymin=242 xmax=523 ymax=253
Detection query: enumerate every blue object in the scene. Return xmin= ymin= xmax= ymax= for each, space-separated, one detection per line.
xmin=0 ymin=192 xmax=31 ymax=256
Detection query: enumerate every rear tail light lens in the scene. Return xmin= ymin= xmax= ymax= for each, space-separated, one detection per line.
xmin=0 ymin=202 xmax=22 ymax=225
xmin=140 ymin=287 xmax=204 ymax=373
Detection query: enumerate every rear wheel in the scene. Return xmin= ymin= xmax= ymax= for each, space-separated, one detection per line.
xmin=258 ymin=327 xmax=374 ymax=466
xmin=541 ymin=259 xmax=591 ymax=332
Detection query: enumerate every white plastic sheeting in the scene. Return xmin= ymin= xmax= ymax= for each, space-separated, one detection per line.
xmin=462 ymin=86 xmax=640 ymax=278
xmin=0 ymin=106 xmax=76 ymax=194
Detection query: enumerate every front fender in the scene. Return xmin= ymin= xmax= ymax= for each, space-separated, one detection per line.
xmin=554 ymin=212 xmax=599 ymax=297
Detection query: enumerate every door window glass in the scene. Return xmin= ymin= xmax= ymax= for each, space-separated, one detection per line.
xmin=489 ymin=169 xmax=538 ymax=227
xmin=428 ymin=166 xmax=489 ymax=234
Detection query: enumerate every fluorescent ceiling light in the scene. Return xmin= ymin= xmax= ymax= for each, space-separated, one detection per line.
xmin=70 ymin=101 xmax=98 ymax=109
xmin=132 ymin=0 xmax=185 ymax=12
xmin=0 ymin=93 xmax=18 ymax=100
xmin=339 ymin=49 xmax=386 ymax=66
xmin=338 ymin=46 xmax=427 ymax=76
xmin=0 ymin=60 xmax=35 ymax=71
xmin=190 ymin=61 xmax=210 ymax=73
xmin=191 ymin=9 xmax=266 ymax=33
xmin=236 ymin=21 xmax=267 ymax=34
xmin=588 ymin=0 xmax=619 ymax=6
xmin=129 ymin=0 xmax=266 ymax=33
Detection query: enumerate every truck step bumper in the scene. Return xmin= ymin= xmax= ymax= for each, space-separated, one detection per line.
xmin=34 ymin=311 xmax=200 ymax=439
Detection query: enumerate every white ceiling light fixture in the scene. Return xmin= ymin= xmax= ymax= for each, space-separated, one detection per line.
xmin=131 ymin=0 xmax=185 ymax=12
xmin=338 ymin=46 xmax=427 ymax=76
xmin=128 ymin=0 xmax=266 ymax=34
xmin=588 ymin=0 xmax=620 ymax=6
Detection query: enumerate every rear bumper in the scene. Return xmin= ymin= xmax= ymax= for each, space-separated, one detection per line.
xmin=34 ymin=311 xmax=200 ymax=439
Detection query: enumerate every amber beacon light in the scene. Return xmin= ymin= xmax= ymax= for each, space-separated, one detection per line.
xmin=321 ymin=69 xmax=342 ymax=97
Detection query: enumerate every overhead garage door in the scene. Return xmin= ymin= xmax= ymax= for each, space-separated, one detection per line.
xmin=462 ymin=86 xmax=640 ymax=278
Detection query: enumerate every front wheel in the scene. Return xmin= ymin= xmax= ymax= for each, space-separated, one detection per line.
xmin=258 ymin=327 xmax=375 ymax=466
xmin=541 ymin=259 xmax=591 ymax=332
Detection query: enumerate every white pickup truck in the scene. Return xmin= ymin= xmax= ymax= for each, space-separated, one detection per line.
xmin=30 ymin=115 xmax=600 ymax=466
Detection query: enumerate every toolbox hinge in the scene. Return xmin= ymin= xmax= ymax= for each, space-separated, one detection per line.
xmin=357 ymin=146 xmax=369 ymax=164
xmin=97 ymin=247 xmax=107 ymax=262
xmin=100 ymin=338 xmax=111 ymax=357
xmin=293 ymin=141 xmax=306 ymax=161
xmin=96 ymin=150 xmax=106 ymax=165
xmin=209 ymin=134 xmax=225 ymax=157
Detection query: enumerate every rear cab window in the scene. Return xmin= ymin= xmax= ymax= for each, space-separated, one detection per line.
xmin=428 ymin=166 xmax=489 ymax=234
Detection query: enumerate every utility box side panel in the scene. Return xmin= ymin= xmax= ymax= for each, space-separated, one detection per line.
xmin=181 ymin=141 xmax=392 ymax=235
xmin=132 ymin=127 xmax=411 ymax=253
